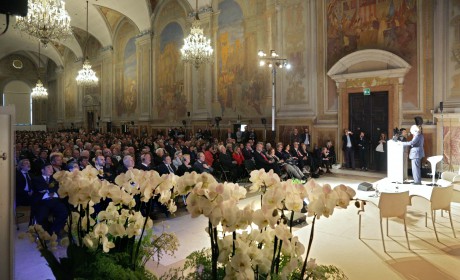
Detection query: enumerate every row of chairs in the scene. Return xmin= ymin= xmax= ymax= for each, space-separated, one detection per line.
xmin=359 ymin=185 xmax=456 ymax=252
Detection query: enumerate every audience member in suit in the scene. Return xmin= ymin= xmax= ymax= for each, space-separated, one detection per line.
xmin=31 ymin=163 xmax=68 ymax=236
xmin=253 ymin=143 xmax=281 ymax=175
xmin=32 ymin=149 xmax=48 ymax=175
xmin=118 ymin=155 xmax=135 ymax=174
xmin=193 ymin=152 xmax=214 ymax=174
xmin=165 ymin=138 xmax=176 ymax=157
xmin=218 ymin=145 xmax=238 ymax=182
xmin=242 ymin=142 xmax=254 ymax=160
xmin=50 ymin=152 xmax=66 ymax=173
xmin=172 ymin=151 xmax=184 ymax=170
xmin=290 ymin=142 xmax=309 ymax=171
xmin=157 ymin=155 xmax=177 ymax=175
xmin=136 ymin=153 xmax=154 ymax=171
xmin=16 ymin=159 xmax=33 ymax=207
xmin=176 ymin=154 xmax=193 ymax=176
xmin=153 ymin=148 xmax=165 ymax=167
xmin=341 ymin=129 xmax=355 ymax=169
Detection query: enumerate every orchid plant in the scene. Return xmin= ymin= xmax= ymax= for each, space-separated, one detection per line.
xmin=168 ymin=169 xmax=355 ymax=279
xmin=26 ymin=166 xmax=179 ymax=280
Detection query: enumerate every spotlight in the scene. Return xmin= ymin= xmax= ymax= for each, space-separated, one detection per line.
xmin=258 ymin=50 xmax=266 ymax=57
xmin=259 ymin=60 xmax=266 ymax=66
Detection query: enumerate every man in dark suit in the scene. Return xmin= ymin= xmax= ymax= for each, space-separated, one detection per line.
xmin=157 ymin=155 xmax=177 ymax=175
xmin=253 ymin=143 xmax=280 ymax=175
xmin=341 ymin=129 xmax=355 ymax=169
xmin=16 ymin=159 xmax=33 ymax=206
xmin=136 ymin=153 xmax=154 ymax=171
xmin=193 ymin=152 xmax=214 ymax=174
xmin=357 ymin=131 xmax=368 ymax=171
xmin=242 ymin=142 xmax=254 ymax=160
xmin=31 ymin=163 xmax=68 ymax=235
xmin=218 ymin=145 xmax=237 ymax=182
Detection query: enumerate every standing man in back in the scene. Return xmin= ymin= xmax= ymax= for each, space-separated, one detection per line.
xmin=341 ymin=129 xmax=355 ymax=169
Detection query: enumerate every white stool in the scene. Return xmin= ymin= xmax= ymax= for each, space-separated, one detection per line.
xmin=427 ymin=155 xmax=443 ymax=186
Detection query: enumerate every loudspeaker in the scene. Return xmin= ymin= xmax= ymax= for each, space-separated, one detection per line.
xmin=440 ymin=101 xmax=443 ymax=113
xmin=358 ymin=182 xmax=374 ymax=191
xmin=122 ymin=124 xmax=128 ymax=133
xmin=106 ymin=122 xmax=112 ymax=133
xmin=0 ymin=0 xmax=28 ymax=16
xmin=187 ymin=111 xmax=190 ymax=117
xmin=261 ymin=118 xmax=266 ymax=125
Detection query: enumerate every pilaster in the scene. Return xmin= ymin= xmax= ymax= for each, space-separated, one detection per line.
xmin=100 ymin=46 xmax=113 ymax=123
xmin=135 ymin=31 xmax=152 ymax=121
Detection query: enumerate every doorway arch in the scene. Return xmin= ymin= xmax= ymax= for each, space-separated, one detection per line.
xmin=327 ymin=49 xmax=411 ymax=164
xmin=3 ymin=80 xmax=32 ymax=124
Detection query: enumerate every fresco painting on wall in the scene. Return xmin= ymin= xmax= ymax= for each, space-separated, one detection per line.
xmin=156 ymin=22 xmax=185 ymax=121
xmin=64 ymin=52 xmax=77 ymax=118
xmin=217 ymin=0 xmax=265 ymax=117
xmin=444 ymin=125 xmax=460 ymax=167
xmin=284 ymin=2 xmax=307 ymax=105
xmin=115 ymin=36 xmax=137 ymax=116
xmin=326 ymin=0 xmax=418 ymax=109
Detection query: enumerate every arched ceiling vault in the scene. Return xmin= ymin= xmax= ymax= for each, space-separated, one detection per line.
xmin=0 ymin=0 xmax=212 ymax=68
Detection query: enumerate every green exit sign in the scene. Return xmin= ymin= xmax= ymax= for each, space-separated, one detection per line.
xmin=363 ymin=88 xmax=371 ymax=95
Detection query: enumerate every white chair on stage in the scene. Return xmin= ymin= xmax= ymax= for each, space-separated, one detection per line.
xmin=359 ymin=191 xmax=411 ymax=252
xmin=427 ymin=155 xmax=443 ymax=186
xmin=410 ymin=186 xmax=456 ymax=242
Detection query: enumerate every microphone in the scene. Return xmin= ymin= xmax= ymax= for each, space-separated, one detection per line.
xmin=440 ymin=101 xmax=443 ymax=113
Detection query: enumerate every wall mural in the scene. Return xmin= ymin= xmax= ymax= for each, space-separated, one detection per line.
xmin=283 ymin=1 xmax=308 ymax=105
xmin=326 ymin=0 xmax=418 ymax=109
xmin=217 ymin=0 xmax=265 ymax=117
xmin=114 ymin=27 xmax=137 ymax=117
xmin=64 ymin=51 xmax=77 ymax=118
xmin=156 ymin=22 xmax=185 ymax=121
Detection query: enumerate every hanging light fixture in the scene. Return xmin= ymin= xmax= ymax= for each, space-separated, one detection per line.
xmin=76 ymin=0 xmax=98 ymax=87
xmin=180 ymin=0 xmax=213 ymax=69
xmin=15 ymin=0 xmax=72 ymax=47
xmin=31 ymin=42 xmax=48 ymax=100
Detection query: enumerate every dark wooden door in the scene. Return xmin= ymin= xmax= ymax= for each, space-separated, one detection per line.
xmin=349 ymin=91 xmax=388 ymax=169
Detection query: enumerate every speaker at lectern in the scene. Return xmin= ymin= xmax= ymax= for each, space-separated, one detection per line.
xmin=387 ymin=140 xmax=408 ymax=183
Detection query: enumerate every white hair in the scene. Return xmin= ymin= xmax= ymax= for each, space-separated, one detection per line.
xmin=410 ymin=125 xmax=420 ymax=135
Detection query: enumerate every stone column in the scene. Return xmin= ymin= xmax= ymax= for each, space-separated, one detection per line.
xmin=135 ymin=31 xmax=152 ymax=121
xmin=55 ymin=66 xmax=65 ymax=125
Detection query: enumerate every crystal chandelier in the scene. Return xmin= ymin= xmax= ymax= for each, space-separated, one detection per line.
xmin=76 ymin=1 xmax=98 ymax=87
xmin=15 ymin=0 xmax=72 ymax=47
xmin=31 ymin=42 xmax=48 ymax=100
xmin=31 ymin=79 xmax=48 ymax=99
xmin=76 ymin=59 xmax=99 ymax=87
xmin=180 ymin=0 xmax=213 ymax=69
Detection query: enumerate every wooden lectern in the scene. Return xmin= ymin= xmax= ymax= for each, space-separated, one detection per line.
xmin=387 ymin=140 xmax=408 ymax=182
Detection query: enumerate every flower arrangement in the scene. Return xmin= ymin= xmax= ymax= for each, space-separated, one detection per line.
xmin=25 ymin=166 xmax=180 ymax=280
xmin=26 ymin=166 xmax=355 ymax=279
xmin=164 ymin=169 xmax=355 ymax=279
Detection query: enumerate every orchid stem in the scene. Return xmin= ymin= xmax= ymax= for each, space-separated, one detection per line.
xmin=132 ymin=198 xmax=152 ymax=269
xmin=300 ymin=215 xmax=316 ymax=278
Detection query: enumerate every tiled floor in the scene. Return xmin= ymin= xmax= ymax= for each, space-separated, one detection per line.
xmin=14 ymin=169 xmax=460 ymax=279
